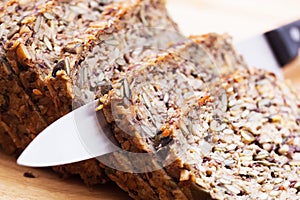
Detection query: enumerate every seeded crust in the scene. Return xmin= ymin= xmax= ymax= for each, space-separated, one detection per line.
xmin=51 ymin=159 xmax=109 ymax=186
xmin=0 ymin=54 xmax=47 ymax=153
xmin=101 ymin=33 xmax=300 ymax=199
xmin=0 ymin=0 xmax=179 ymax=186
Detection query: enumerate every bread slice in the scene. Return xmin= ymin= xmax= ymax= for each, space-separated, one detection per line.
xmin=0 ymin=0 xmax=180 ymax=185
xmin=101 ymin=34 xmax=300 ymax=199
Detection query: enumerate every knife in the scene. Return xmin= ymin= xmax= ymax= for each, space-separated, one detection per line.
xmin=235 ymin=19 xmax=300 ymax=78
xmin=17 ymin=100 xmax=119 ymax=167
xmin=17 ymin=20 xmax=300 ymax=167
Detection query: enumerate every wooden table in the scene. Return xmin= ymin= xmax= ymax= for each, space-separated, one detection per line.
xmin=0 ymin=150 xmax=130 ymax=200
xmin=1 ymin=1 xmax=300 ymax=199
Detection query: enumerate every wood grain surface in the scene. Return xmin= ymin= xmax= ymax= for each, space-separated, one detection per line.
xmin=0 ymin=150 xmax=130 ymax=200
xmin=1 ymin=0 xmax=300 ymax=199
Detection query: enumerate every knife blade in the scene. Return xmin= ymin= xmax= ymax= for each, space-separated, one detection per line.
xmin=235 ymin=19 xmax=300 ymax=78
xmin=17 ymin=100 xmax=119 ymax=167
xmin=17 ymin=20 xmax=300 ymax=167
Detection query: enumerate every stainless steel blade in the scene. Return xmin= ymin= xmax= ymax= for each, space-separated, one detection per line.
xmin=17 ymin=100 xmax=119 ymax=167
xmin=234 ymin=35 xmax=283 ymax=78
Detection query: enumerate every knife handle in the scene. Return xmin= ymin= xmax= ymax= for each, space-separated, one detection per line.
xmin=265 ymin=20 xmax=300 ymax=67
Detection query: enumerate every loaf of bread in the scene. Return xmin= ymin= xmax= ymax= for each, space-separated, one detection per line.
xmin=101 ymin=35 xmax=300 ymax=199
xmin=0 ymin=0 xmax=179 ymax=185
xmin=0 ymin=0 xmax=178 ymax=151
xmin=1 ymin=1 xmax=300 ymax=199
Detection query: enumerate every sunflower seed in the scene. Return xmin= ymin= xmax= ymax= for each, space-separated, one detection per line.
xmin=34 ymin=15 xmax=42 ymax=33
xmin=140 ymin=124 xmax=155 ymax=137
xmin=180 ymin=122 xmax=189 ymax=136
xmin=116 ymin=58 xmax=126 ymax=66
xmin=292 ymin=152 xmax=300 ymax=160
xmin=7 ymin=29 xmax=18 ymax=42
xmin=43 ymin=12 xmax=55 ymax=20
xmin=219 ymin=178 xmax=232 ymax=185
xmin=223 ymin=129 xmax=234 ymax=134
xmin=105 ymin=39 xmax=119 ymax=46
xmin=123 ymin=79 xmax=131 ymax=99
xmin=163 ymin=93 xmax=169 ymax=103
xmin=269 ymin=190 xmax=279 ymax=197
xmin=142 ymin=92 xmax=151 ymax=108
xmin=64 ymin=57 xmax=70 ymax=75
xmin=254 ymin=151 xmax=269 ymax=160
xmin=130 ymin=79 xmax=136 ymax=90
xmin=294 ymin=182 xmax=300 ymax=189
xmin=70 ymin=5 xmax=88 ymax=14
xmin=274 ymin=178 xmax=283 ymax=184
xmin=210 ymin=120 xmax=226 ymax=132
xmin=0 ymin=23 xmax=5 ymax=38
xmin=119 ymin=85 xmax=124 ymax=98
xmin=278 ymin=144 xmax=289 ymax=155
xmin=240 ymin=129 xmax=255 ymax=144
xmin=43 ymin=36 xmax=53 ymax=51
xmin=225 ymin=184 xmax=241 ymax=194
xmin=262 ymin=143 xmax=273 ymax=152
xmin=223 ymin=159 xmax=235 ymax=167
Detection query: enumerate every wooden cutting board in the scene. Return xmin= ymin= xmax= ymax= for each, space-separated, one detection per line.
xmin=1 ymin=0 xmax=300 ymax=199
xmin=0 ymin=150 xmax=130 ymax=199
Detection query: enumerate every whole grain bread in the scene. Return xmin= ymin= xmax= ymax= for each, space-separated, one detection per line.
xmin=0 ymin=0 xmax=178 ymax=151
xmin=1 ymin=1 xmax=299 ymax=199
xmin=0 ymin=0 xmax=180 ymax=185
xmin=101 ymin=35 xmax=300 ymax=199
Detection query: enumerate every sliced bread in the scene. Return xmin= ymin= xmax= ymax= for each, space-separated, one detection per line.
xmin=101 ymin=34 xmax=300 ymax=199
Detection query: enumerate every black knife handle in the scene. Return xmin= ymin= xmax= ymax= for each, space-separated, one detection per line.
xmin=265 ymin=20 xmax=300 ymax=67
